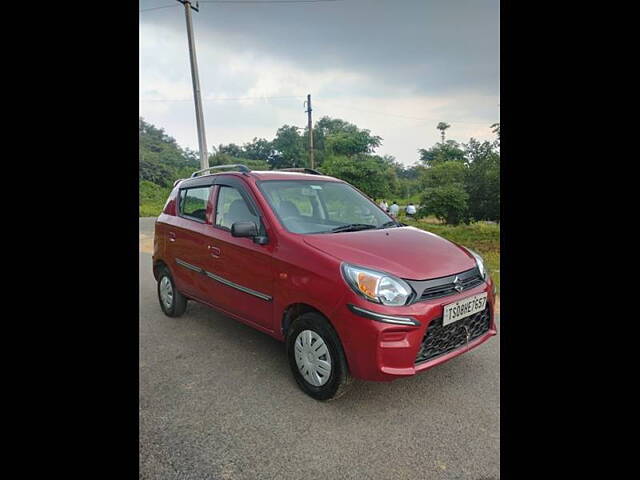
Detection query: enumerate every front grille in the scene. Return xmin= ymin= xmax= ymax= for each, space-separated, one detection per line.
xmin=407 ymin=267 xmax=484 ymax=302
xmin=415 ymin=307 xmax=491 ymax=364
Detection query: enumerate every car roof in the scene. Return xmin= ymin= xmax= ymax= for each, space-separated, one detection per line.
xmin=247 ymin=170 xmax=342 ymax=182
xmin=173 ymin=170 xmax=343 ymax=190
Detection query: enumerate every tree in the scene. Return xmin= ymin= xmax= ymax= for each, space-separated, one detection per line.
xmin=490 ymin=122 xmax=500 ymax=140
xmin=310 ymin=116 xmax=382 ymax=164
xmin=463 ymin=138 xmax=500 ymax=222
xmin=325 ymin=130 xmax=382 ymax=157
xmin=139 ymin=117 xmax=198 ymax=186
xmin=139 ymin=116 xmax=500 ymax=222
xmin=242 ymin=137 xmax=272 ymax=162
xmin=209 ymin=152 xmax=269 ymax=171
xmin=418 ymin=140 xmax=465 ymax=167
xmin=436 ymin=122 xmax=451 ymax=143
xmin=217 ymin=143 xmax=244 ymax=158
xmin=419 ymin=161 xmax=470 ymax=224
xmin=321 ymin=154 xmax=396 ymax=200
xmin=269 ymin=125 xmax=305 ymax=169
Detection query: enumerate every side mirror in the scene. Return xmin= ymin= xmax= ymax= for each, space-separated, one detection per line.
xmin=231 ymin=221 xmax=258 ymax=238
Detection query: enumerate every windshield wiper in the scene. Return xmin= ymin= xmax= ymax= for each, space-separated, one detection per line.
xmin=330 ymin=223 xmax=378 ymax=233
xmin=378 ymin=220 xmax=402 ymax=229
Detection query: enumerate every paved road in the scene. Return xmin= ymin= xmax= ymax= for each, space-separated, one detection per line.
xmin=139 ymin=218 xmax=500 ymax=480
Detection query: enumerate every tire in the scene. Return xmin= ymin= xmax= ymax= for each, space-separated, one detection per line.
xmin=286 ymin=312 xmax=353 ymax=401
xmin=157 ymin=265 xmax=187 ymax=318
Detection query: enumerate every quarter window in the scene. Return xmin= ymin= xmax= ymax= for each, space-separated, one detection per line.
xmin=179 ymin=187 xmax=211 ymax=222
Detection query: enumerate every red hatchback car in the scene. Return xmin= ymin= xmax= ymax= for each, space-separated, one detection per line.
xmin=153 ymin=165 xmax=497 ymax=400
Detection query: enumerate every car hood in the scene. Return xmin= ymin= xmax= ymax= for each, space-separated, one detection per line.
xmin=303 ymin=226 xmax=476 ymax=280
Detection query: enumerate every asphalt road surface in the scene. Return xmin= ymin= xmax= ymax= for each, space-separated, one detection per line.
xmin=139 ymin=218 xmax=500 ymax=480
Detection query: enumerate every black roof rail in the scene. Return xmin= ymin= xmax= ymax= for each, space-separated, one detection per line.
xmin=276 ymin=168 xmax=322 ymax=175
xmin=190 ymin=164 xmax=251 ymax=178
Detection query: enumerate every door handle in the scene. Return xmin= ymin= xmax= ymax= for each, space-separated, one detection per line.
xmin=168 ymin=232 xmax=176 ymax=242
xmin=208 ymin=245 xmax=221 ymax=257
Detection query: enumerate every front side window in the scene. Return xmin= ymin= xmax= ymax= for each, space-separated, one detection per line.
xmin=179 ymin=186 xmax=211 ymax=222
xmin=259 ymin=180 xmax=393 ymax=234
xmin=215 ymin=186 xmax=259 ymax=229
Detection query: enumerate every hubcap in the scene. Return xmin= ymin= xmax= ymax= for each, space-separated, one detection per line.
xmin=294 ymin=330 xmax=332 ymax=387
xmin=159 ymin=276 xmax=174 ymax=309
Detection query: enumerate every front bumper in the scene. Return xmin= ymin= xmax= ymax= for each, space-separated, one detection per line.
xmin=334 ymin=278 xmax=497 ymax=382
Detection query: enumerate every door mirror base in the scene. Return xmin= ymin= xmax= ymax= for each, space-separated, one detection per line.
xmin=253 ymin=235 xmax=269 ymax=245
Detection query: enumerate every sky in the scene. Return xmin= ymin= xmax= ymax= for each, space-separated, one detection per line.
xmin=139 ymin=0 xmax=499 ymax=166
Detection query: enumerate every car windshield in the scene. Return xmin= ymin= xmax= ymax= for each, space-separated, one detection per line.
xmin=258 ymin=180 xmax=395 ymax=234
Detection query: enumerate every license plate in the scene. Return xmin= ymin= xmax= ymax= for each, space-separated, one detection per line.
xmin=443 ymin=292 xmax=488 ymax=326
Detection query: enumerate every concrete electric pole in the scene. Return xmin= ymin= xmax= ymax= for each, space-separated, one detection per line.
xmin=304 ymin=94 xmax=314 ymax=169
xmin=177 ymin=0 xmax=209 ymax=172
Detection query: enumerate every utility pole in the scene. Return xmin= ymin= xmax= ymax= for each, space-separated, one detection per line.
xmin=177 ymin=0 xmax=209 ymax=172
xmin=304 ymin=94 xmax=314 ymax=169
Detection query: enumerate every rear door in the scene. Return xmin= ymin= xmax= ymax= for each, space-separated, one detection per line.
xmin=169 ymin=185 xmax=214 ymax=298
xmin=201 ymin=177 xmax=274 ymax=331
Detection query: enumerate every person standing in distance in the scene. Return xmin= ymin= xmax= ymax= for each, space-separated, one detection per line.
xmin=406 ymin=202 xmax=417 ymax=217
xmin=389 ymin=201 xmax=400 ymax=218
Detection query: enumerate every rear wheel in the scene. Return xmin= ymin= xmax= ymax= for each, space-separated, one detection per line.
xmin=157 ymin=265 xmax=187 ymax=317
xmin=286 ymin=312 xmax=353 ymax=401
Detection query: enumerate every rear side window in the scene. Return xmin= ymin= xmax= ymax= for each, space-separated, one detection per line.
xmin=215 ymin=186 xmax=259 ymax=229
xmin=179 ymin=186 xmax=211 ymax=222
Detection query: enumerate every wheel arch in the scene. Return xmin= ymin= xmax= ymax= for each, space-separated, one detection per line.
xmin=281 ymin=302 xmax=343 ymax=345
xmin=152 ymin=259 xmax=169 ymax=281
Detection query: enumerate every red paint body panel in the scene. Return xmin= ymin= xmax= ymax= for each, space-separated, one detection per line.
xmin=302 ymin=226 xmax=476 ymax=280
xmin=153 ymin=171 xmax=497 ymax=382
xmin=334 ymin=278 xmax=496 ymax=381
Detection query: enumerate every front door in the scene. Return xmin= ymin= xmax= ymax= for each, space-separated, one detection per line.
xmin=201 ymin=181 xmax=274 ymax=331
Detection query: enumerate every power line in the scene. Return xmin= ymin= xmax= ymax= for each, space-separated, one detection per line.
xmin=140 ymin=4 xmax=180 ymax=12
xmin=314 ymin=99 xmax=496 ymax=125
xmin=140 ymin=96 xmax=497 ymax=126
xmin=141 ymin=0 xmax=343 ymax=11
xmin=140 ymin=95 xmax=306 ymax=102
xmin=199 ymin=0 xmax=343 ymax=4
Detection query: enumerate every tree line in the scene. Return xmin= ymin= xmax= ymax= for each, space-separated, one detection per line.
xmin=139 ymin=116 xmax=499 ymax=224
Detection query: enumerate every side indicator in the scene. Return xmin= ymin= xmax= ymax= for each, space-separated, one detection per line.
xmin=279 ymin=273 xmax=288 ymax=280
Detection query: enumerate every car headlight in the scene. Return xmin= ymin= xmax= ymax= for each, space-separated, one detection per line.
xmin=465 ymin=248 xmax=487 ymax=280
xmin=341 ymin=263 xmax=413 ymax=306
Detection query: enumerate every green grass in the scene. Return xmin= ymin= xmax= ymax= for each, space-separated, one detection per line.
xmin=401 ymin=216 xmax=500 ymax=294
xmin=401 ymin=192 xmax=423 ymax=205
xmin=139 ymin=181 xmax=172 ymax=217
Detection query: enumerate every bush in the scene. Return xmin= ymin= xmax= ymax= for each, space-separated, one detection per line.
xmin=418 ymin=161 xmax=470 ymax=224
xmin=419 ymin=183 xmax=469 ymax=225
xmin=139 ymin=180 xmax=172 ymax=217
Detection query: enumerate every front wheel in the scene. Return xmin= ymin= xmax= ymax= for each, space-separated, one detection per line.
xmin=157 ymin=265 xmax=187 ymax=317
xmin=286 ymin=312 xmax=353 ymax=401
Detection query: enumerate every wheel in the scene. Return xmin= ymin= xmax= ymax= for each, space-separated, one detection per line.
xmin=157 ymin=265 xmax=187 ymax=317
xmin=286 ymin=312 xmax=353 ymax=401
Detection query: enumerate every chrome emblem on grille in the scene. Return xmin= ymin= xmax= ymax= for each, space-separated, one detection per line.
xmin=453 ymin=276 xmax=464 ymax=292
